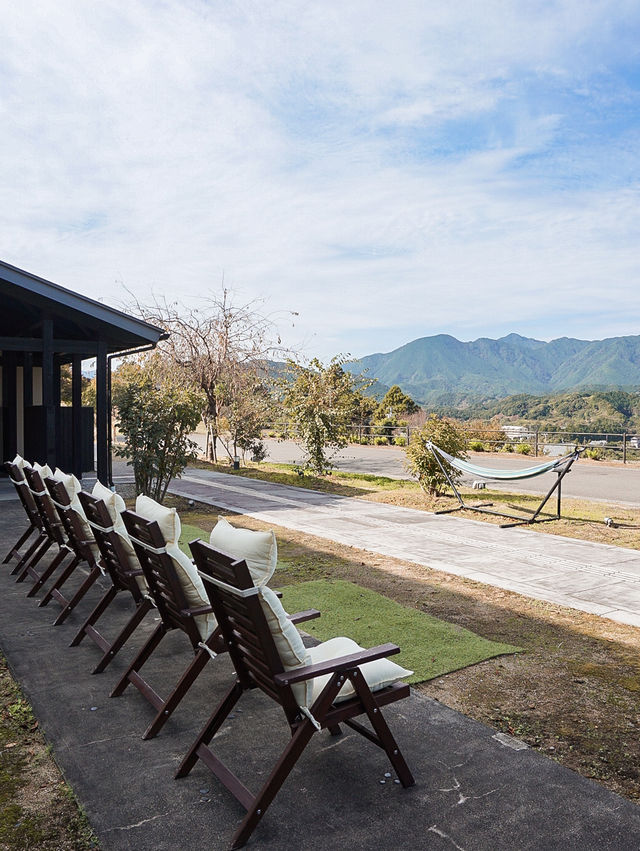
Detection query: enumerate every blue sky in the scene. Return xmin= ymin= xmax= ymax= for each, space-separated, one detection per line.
xmin=2 ymin=1 xmax=640 ymax=360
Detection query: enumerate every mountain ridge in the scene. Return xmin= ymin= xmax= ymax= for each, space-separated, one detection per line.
xmin=346 ymin=333 xmax=640 ymax=404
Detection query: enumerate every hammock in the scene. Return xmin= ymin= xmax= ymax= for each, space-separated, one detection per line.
xmin=427 ymin=442 xmax=583 ymax=528
xmin=427 ymin=443 xmax=579 ymax=481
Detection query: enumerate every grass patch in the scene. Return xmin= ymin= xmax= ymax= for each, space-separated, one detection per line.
xmin=178 ymin=523 xmax=210 ymax=555
xmin=279 ymin=579 xmax=519 ymax=683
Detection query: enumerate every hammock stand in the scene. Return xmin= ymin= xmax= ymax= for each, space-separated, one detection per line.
xmin=427 ymin=442 xmax=583 ymax=529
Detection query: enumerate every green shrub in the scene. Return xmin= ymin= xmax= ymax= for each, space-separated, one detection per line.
xmin=516 ymin=442 xmax=532 ymax=455
xmin=468 ymin=440 xmax=484 ymax=452
xmin=501 ymin=443 xmax=514 ymax=452
xmin=373 ymin=436 xmax=388 ymax=446
xmin=585 ymin=448 xmax=602 ymax=460
xmin=394 ymin=436 xmax=407 ymax=447
xmin=405 ymin=415 xmax=468 ymax=496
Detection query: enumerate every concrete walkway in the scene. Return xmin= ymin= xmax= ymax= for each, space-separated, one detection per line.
xmin=169 ymin=469 xmax=640 ymax=629
xmin=2 ymin=498 xmax=640 ymax=850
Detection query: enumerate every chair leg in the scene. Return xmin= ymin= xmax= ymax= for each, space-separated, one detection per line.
xmin=70 ymin=585 xmax=118 ymax=647
xmin=91 ymin=599 xmax=153 ymax=675
xmin=110 ymin=622 xmax=166 ymax=698
xmin=142 ymin=642 xmax=213 ymax=740
xmin=352 ymin=676 xmax=415 ymax=788
xmin=175 ymin=680 xmax=244 ymax=778
xmin=23 ymin=545 xmax=66 ymax=593
xmin=3 ymin=524 xmax=37 ymax=565
xmin=231 ymin=718 xmax=317 ymax=849
xmin=12 ymin=535 xmax=50 ymax=577
xmin=37 ymin=555 xmax=80 ymax=605
xmin=52 ymin=565 xmax=103 ymax=626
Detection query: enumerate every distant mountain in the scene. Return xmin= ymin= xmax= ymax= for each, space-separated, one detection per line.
xmin=346 ymin=333 xmax=640 ymax=404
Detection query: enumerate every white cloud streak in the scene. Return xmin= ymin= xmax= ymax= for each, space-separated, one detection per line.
xmin=1 ymin=1 xmax=640 ymax=358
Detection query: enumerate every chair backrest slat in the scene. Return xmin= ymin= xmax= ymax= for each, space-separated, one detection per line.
xmin=44 ymin=477 xmax=97 ymax=565
xmin=190 ymin=539 xmax=301 ymax=719
xmin=4 ymin=462 xmax=42 ymax=528
xmin=23 ymin=467 xmax=66 ymax=546
xmin=78 ymin=491 xmax=144 ymax=601
xmin=121 ymin=509 xmax=202 ymax=649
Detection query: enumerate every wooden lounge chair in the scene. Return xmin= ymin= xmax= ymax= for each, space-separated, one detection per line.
xmin=41 ymin=475 xmax=103 ymax=625
xmin=19 ymin=465 xmax=77 ymax=598
xmin=70 ymin=488 xmax=154 ymax=674
xmin=3 ymin=459 xmax=51 ymax=576
xmin=110 ymin=506 xmax=225 ymax=739
xmin=176 ymin=539 xmax=415 ymax=849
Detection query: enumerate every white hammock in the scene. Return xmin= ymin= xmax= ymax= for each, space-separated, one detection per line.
xmin=427 ymin=443 xmax=579 ymax=481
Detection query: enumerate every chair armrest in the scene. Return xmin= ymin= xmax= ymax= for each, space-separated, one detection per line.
xmin=274 ymin=643 xmax=400 ymax=686
xmin=288 ymin=609 xmax=321 ymax=625
xmin=181 ymin=605 xmax=214 ymax=618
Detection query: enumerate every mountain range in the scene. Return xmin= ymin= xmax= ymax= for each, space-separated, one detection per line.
xmin=347 ymin=333 xmax=640 ymax=405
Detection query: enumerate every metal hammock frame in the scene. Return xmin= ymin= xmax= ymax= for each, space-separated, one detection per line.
xmin=427 ymin=442 xmax=583 ymax=529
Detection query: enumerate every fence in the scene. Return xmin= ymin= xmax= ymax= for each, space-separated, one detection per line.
xmin=346 ymin=425 xmax=639 ymax=463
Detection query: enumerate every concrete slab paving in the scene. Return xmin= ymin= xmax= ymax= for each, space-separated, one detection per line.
xmin=3 ymin=500 xmax=640 ymax=848
xmin=168 ymin=470 xmax=640 ymax=628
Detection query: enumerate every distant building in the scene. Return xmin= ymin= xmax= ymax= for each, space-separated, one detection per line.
xmin=502 ymin=425 xmax=534 ymax=441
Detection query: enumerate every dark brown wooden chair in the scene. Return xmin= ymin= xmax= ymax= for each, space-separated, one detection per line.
xmin=3 ymin=461 xmax=51 ymax=576
xmin=69 ymin=491 xmax=154 ymax=674
xmin=19 ymin=466 xmax=77 ymax=599
xmin=40 ymin=477 xmax=103 ymax=625
xmin=176 ymin=540 xmax=415 ymax=849
xmin=109 ymin=509 xmax=227 ymax=740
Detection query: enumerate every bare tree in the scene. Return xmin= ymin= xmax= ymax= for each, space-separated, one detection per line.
xmin=129 ymin=289 xmax=291 ymax=462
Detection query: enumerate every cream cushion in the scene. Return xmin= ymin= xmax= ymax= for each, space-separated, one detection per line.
xmin=52 ymin=468 xmax=99 ymax=556
xmin=258 ymin=592 xmax=412 ymax=710
xmin=92 ymin=482 xmax=147 ymax=594
xmin=134 ymin=495 xmax=215 ymax=640
xmin=307 ymin=636 xmax=413 ymax=705
xmin=11 ymin=454 xmax=31 ymax=471
xmin=209 ymin=516 xmax=277 ymax=586
xmin=33 ymin=461 xmax=53 ymax=480
xmin=259 ymin=587 xmax=312 ymax=707
xmin=164 ymin=543 xmax=217 ymax=641
xmin=135 ymin=495 xmax=180 ymax=545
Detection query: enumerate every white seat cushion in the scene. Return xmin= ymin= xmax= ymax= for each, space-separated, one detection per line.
xmin=307 ymin=636 xmax=413 ymax=705
xmin=209 ymin=516 xmax=277 ymax=586
xmin=52 ymin=469 xmax=99 ymax=557
xmin=134 ymin=495 xmax=215 ymax=640
xmin=92 ymin=481 xmax=147 ymax=594
xmin=11 ymin=454 xmax=31 ymax=471
xmin=259 ymin=587 xmax=312 ymax=707
xmin=135 ymin=494 xmax=180 ymax=545
xmin=165 ymin=543 xmax=217 ymax=641
xmin=33 ymin=461 xmax=53 ymax=480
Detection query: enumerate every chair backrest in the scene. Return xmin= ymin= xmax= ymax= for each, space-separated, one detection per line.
xmin=44 ymin=477 xmax=98 ymax=566
xmin=121 ymin=510 xmax=202 ymax=649
xmin=78 ymin=491 xmax=144 ymax=600
xmin=190 ymin=539 xmax=300 ymax=721
xmin=23 ymin=466 xmax=66 ymax=546
xmin=4 ymin=461 xmax=42 ymax=529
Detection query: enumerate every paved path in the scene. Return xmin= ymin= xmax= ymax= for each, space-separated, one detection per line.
xmin=251 ymin=438 xmax=640 ymax=507
xmin=169 ymin=469 xmax=640 ymax=628
xmin=2 ymin=500 xmax=640 ymax=849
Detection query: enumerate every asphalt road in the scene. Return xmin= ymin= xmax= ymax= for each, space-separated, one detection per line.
xmin=258 ymin=439 xmax=640 ymax=508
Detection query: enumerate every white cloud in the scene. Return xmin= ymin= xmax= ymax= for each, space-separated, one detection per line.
xmin=2 ymin=1 xmax=640 ymax=358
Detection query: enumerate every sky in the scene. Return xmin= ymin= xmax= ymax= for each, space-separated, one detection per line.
xmin=2 ymin=1 xmax=640 ymax=361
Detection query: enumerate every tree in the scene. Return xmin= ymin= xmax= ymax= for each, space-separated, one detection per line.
xmin=282 ymin=356 xmax=362 ymax=473
xmin=113 ymin=361 xmax=204 ymax=502
xmin=129 ymin=289 xmax=288 ymax=463
xmin=375 ymin=385 xmax=419 ymax=421
xmin=405 ymin=414 xmax=468 ymax=496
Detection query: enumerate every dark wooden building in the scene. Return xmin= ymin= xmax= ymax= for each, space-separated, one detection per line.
xmin=0 ymin=260 xmax=166 ymax=484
